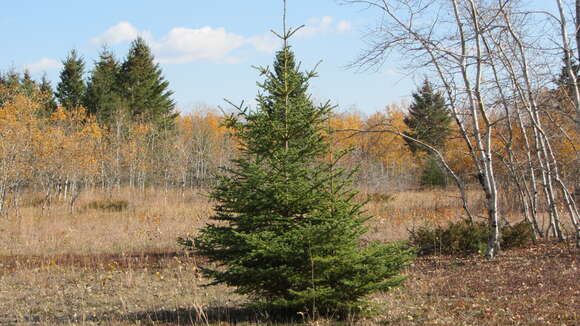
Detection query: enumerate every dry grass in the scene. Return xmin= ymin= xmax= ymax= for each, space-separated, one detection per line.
xmin=362 ymin=188 xmax=486 ymax=242
xmin=0 ymin=187 xmax=211 ymax=256
xmin=375 ymin=241 xmax=579 ymax=325
xmin=0 ymin=186 xmax=578 ymax=325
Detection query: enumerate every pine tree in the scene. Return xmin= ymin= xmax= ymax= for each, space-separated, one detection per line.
xmin=182 ymin=32 xmax=411 ymax=317
xmin=39 ymin=74 xmax=57 ymax=113
xmin=85 ymin=47 xmax=123 ymax=125
xmin=3 ymin=69 xmax=20 ymax=89
xmin=56 ymin=49 xmax=86 ymax=110
xmin=118 ymin=37 xmax=176 ymax=129
xmin=404 ymin=79 xmax=452 ymax=186
xmin=555 ymin=56 xmax=580 ymax=90
xmin=20 ymin=70 xmax=37 ymax=97
xmin=403 ymin=79 xmax=452 ymax=152
xmin=0 ymin=70 xmax=20 ymax=107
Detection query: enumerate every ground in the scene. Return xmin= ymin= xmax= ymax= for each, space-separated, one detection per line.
xmin=0 ymin=188 xmax=577 ymax=325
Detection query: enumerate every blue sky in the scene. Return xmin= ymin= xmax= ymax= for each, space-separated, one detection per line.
xmin=0 ymin=0 xmax=418 ymax=114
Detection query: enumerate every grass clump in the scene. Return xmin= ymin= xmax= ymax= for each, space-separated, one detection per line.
xmin=84 ymin=199 xmax=129 ymax=212
xmin=369 ymin=193 xmax=395 ymax=203
xmin=410 ymin=220 xmax=534 ymax=256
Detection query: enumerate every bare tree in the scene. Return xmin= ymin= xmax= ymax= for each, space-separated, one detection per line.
xmin=342 ymin=0 xmax=580 ymax=253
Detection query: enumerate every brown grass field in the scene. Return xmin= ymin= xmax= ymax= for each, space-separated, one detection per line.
xmin=0 ymin=187 xmax=578 ymax=325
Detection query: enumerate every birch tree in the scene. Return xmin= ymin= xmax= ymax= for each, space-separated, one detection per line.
xmin=343 ymin=0 xmax=580 ymax=248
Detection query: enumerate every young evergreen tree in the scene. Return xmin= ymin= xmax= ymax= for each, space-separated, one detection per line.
xmin=56 ymin=49 xmax=86 ymax=110
xmin=403 ymin=79 xmax=452 ymax=152
xmin=0 ymin=70 xmax=20 ymax=106
xmin=3 ymin=69 xmax=20 ymax=89
xmin=85 ymin=47 xmax=123 ymax=125
xmin=182 ymin=32 xmax=411 ymax=317
xmin=39 ymin=74 xmax=58 ymax=113
xmin=403 ymin=79 xmax=452 ymax=186
xmin=555 ymin=56 xmax=580 ymax=91
xmin=20 ymin=70 xmax=37 ymax=97
xmin=118 ymin=37 xmax=176 ymax=129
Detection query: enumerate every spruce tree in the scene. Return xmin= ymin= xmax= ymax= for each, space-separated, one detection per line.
xmin=20 ymin=70 xmax=37 ymax=97
xmin=403 ymin=79 xmax=452 ymax=186
xmin=56 ymin=49 xmax=86 ymax=110
xmin=85 ymin=47 xmax=123 ymax=125
xmin=403 ymin=79 xmax=452 ymax=152
xmin=182 ymin=32 xmax=411 ymax=317
xmin=0 ymin=70 xmax=20 ymax=106
xmin=39 ymin=74 xmax=57 ymax=113
xmin=118 ymin=37 xmax=176 ymax=129
xmin=555 ymin=56 xmax=580 ymax=91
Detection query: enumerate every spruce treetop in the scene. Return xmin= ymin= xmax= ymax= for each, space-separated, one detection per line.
xmin=119 ymin=37 xmax=176 ymax=129
xmin=85 ymin=47 xmax=122 ymax=124
xmin=403 ymin=79 xmax=452 ymax=152
xmin=39 ymin=74 xmax=57 ymax=113
xmin=56 ymin=49 xmax=86 ymax=110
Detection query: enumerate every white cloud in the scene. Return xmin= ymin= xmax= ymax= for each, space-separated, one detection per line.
xmin=92 ymin=22 xmax=142 ymax=45
xmin=93 ymin=22 xmax=265 ymax=63
xmin=23 ymin=58 xmax=62 ymax=73
xmin=92 ymin=18 xmax=353 ymax=64
xmin=296 ymin=16 xmax=352 ymax=37
xmin=247 ymin=34 xmax=280 ymax=53
xmin=336 ymin=20 xmax=352 ymax=33
xmin=153 ymin=26 xmax=246 ymax=64
xmin=297 ymin=16 xmax=334 ymax=37
xmin=382 ymin=68 xmax=401 ymax=77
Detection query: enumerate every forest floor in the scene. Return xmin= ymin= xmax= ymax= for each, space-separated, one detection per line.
xmin=0 ymin=187 xmax=578 ymax=325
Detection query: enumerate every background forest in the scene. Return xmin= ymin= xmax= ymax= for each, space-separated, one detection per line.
xmin=1 ymin=37 xmax=578 ymax=234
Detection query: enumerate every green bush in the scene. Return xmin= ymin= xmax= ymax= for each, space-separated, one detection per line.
xmin=84 ymin=199 xmax=129 ymax=212
xmin=502 ymin=221 xmax=534 ymax=248
xmin=409 ymin=220 xmax=533 ymax=256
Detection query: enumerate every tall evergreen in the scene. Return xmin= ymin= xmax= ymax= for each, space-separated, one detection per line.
xmin=20 ymin=70 xmax=37 ymax=97
xmin=403 ymin=79 xmax=452 ymax=186
xmin=56 ymin=49 xmax=86 ymax=110
xmin=39 ymin=74 xmax=57 ymax=114
xmin=2 ymin=69 xmax=20 ymax=89
xmin=182 ymin=33 xmax=411 ymax=317
xmin=0 ymin=70 xmax=20 ymax=106
xmin=555 ymin=56 xmax=580 ymax=90
xmin=118 ymin=37 xmax=176 ymax=129
xmin=85 ymin=47 xmax=123 ymax=125
xmin=403 ymin=79 xmax=452 ymax=152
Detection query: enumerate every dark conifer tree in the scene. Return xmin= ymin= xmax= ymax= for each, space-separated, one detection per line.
xmin=39 ymin=74 xmax=58 ymax=114
xmin=85 ymin=47 xmax=123 ymax=125
xmin=3 ymin=69 xmax=21 ymax=89
xmin=403 ymin=79 xmax=452 ymax=152
xmin=56 ymin=49 xmax=86 ymax=110
xmin=555 ymin=56 xmax=580 ymax=90
xmin=20 ymin=70 xmax=37 ymax=97
xmin=118 ymin=37 xmax=176 ymax=129
xmin=182 ymin=31 xmax=411 ymax=317
xmin=403 ymin=79 xmax=452 ymax=186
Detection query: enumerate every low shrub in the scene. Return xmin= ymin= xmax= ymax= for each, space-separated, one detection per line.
xmin=84 ymin=199 xmax=129 ymax=212
xmin=409 ymin=220 xmax=534 ymax=256
xmin=502 ymin=221 xmax=534 ymax=248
